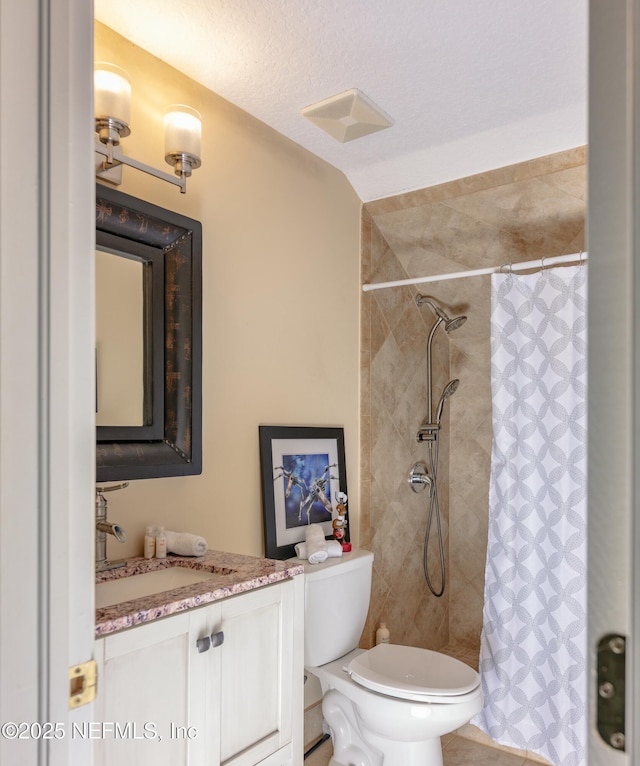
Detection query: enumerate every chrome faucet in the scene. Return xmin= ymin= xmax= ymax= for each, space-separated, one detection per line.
xmin=96 ymin=482 xmax=128 ymax=572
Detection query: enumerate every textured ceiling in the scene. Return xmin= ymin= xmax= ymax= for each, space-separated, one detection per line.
xmin=94 ymin=0 xmax=587 ymax=202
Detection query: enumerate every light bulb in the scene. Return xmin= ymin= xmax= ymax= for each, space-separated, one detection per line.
xmin=94 ymin=63 xmax=131 ymax=130
xmin=164 ymin=105 xmax=202 ymax=175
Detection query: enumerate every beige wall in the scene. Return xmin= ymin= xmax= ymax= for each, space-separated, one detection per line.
xmin=360 ymin=147 xmax=586 ymax=654
xmin=96 ymin=23 xmax=362 ymax=560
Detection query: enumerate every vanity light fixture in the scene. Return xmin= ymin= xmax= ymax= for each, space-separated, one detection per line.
xmin=94 ymin=63 xmax=202 ymax=194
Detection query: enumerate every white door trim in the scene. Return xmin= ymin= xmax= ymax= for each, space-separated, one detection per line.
xmin=0 ymin=1 xmax=95 ymax=764
xmin=588 ymin=0 xmax=637 ymax=763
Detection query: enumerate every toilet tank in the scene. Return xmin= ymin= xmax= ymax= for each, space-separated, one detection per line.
xmin=293 ymin=549 xmax=373 ymax=667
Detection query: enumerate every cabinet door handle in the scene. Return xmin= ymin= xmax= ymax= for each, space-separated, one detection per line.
xmin=196 ymin=636 xmax=212 ymax=653
xmin=210 ymin=630 xmax=224 ymax=648
xmin=196 ymin=630 xmax=224 ymax=653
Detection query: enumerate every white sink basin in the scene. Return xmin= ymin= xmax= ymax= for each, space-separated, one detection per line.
xmin=96 ymin=567 xmax=225 ymax=609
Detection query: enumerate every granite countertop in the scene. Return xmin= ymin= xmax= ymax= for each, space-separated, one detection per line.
xmin=95 ymin=549 xmax=303 ymax=637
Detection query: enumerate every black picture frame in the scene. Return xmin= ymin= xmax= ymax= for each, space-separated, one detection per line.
xmin=259 ymin=425 xmax=348 ymax=559
xmin=95 ymin=184 xmax=202 ymax=481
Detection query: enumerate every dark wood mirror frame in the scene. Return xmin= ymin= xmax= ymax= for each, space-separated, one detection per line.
xmin=96 ymin=184 xmax=202 ymax=481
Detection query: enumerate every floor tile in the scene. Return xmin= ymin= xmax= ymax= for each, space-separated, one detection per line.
xmin=443 ymin=735 xmax=528 ymax=766
xmin=304 ymin=736 xmax=332 ymax=765
xmin=304 ymin=733 xmax=545 ymax=766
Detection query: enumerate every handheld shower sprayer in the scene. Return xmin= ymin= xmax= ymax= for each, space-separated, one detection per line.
xmin=416 ymin=378 xmax=460 ymax=441
xmin=435 ymin=379 xmax=459 ymax=424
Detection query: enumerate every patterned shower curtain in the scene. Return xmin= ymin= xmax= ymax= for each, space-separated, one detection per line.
xmin=473 ymin=265 xmax=587 ymax=766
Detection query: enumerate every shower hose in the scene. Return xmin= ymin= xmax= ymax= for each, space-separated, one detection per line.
xmin=424 ymin=436 xmax=445 ymax=597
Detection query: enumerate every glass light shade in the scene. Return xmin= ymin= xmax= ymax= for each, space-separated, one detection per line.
xmin=94 ymin=63 xmax=131 ymax=127
xmin=164 ymin=105 xmax=202 ymax=161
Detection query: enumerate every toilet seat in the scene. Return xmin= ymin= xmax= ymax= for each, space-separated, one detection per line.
xmin=347 ymin=643 xmax=480 ymax=703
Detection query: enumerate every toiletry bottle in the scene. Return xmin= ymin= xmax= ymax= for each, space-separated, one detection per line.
xmin=376 ymin=621 xmax=390 ymax=645
xmin=156 ymin=526 xmax=167 ymax=559
xmin=144 ymin=526 xmax=156 ymax=559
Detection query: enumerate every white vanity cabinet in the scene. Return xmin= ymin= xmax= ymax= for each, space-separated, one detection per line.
xmin=94 ymin=576 xmax=303 ymax=766
xmin=94 ymin=608 xmax=203 ymax=766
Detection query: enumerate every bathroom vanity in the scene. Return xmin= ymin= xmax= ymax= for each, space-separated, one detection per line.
xmin=94 ymin=551 xmax=304 ymax=766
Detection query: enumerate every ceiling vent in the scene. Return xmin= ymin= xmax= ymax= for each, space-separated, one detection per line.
xmin=301 ymin=88 xmax=394 ymax=143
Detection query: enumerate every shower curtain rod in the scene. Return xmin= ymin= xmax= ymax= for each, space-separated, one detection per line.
xmin=361 ymin=251 xmax=587 ymax=292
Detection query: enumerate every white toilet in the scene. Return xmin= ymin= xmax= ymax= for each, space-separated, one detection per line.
xmin=295 ymin=549 xmax=482 ymax=766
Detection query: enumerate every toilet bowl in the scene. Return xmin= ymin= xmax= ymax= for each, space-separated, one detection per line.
xmin=294 ymin=549 xmax=482 ymax=766
xmin=310 ymin=647 xmax=481 ymax=766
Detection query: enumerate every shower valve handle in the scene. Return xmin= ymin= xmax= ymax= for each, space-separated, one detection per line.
xmin=408 ymin=462 xmax=432 ymax=493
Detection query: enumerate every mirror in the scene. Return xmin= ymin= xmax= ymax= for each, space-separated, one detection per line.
xmin=96 ymin=249 xmax=145 ymax=426
xmin=96 ymin=184 xmax=202 ymax=481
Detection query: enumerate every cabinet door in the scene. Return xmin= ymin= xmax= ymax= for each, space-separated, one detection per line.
xmin=95 ymin=608 xmax=213 ymax=766
xmin=216 ymin=582 xmax=296 ymax=766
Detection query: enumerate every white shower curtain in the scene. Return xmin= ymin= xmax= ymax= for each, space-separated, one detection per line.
xmin=474 ymin=265 xmax=587 ymax=766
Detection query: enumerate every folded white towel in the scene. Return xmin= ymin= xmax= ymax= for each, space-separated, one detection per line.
xmin=305 ymin=524 xmax=325 ymax=542
xmin=305 ymin=524 xmax=328 ymax=563
xmin=295 ymin=540 xmax=343 ymax=560
xmin=306 ymin=541 xmax=328 ymax=564
xmin=165 ymin=530 xmax=207 ymax=557
xmin=325 ymin=540 xmax=344 ymax=558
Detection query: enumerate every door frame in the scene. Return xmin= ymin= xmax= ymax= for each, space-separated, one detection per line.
xmin=588 ymin=0 xmax=638 ymax=763
xmin=0 ymin=1 xmax=96 ymax=764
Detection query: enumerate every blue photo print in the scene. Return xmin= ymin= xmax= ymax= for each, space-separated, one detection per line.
xmin=275 ymin=453 xmax=336 ymax=528
xmin=260 ymin=426 xmax=347 ymax=559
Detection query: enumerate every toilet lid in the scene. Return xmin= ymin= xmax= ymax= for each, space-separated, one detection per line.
xmin=347 ymin=644 xmax=480 ymax=703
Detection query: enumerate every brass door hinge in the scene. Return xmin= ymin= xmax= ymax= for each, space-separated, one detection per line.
xmin=69 ymin=660 xmax=97 ymax=709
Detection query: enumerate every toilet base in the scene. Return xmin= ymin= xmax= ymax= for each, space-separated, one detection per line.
xmin=324 ymin=688 xmax=383 ymax=766
xmin=323 ymin=688 xmax=445 ymax=766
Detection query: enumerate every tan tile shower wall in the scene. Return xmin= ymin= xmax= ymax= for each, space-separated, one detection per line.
xmin=360 ymin=212 xmax=451 ymax=649
xmin=360 ymin=147 xmax=586 ymax=652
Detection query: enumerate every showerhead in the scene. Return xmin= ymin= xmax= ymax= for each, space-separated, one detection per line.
xmin=435 ymin=379 xmax=460 ymax=423
xmin=415 ymin=295 xmax=467 ymax=332
xmin=444 ymin=315 xmax=467 ymax=333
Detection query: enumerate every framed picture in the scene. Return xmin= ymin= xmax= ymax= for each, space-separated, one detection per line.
xmin=259 ymin=425 xmax=348 ymax=559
